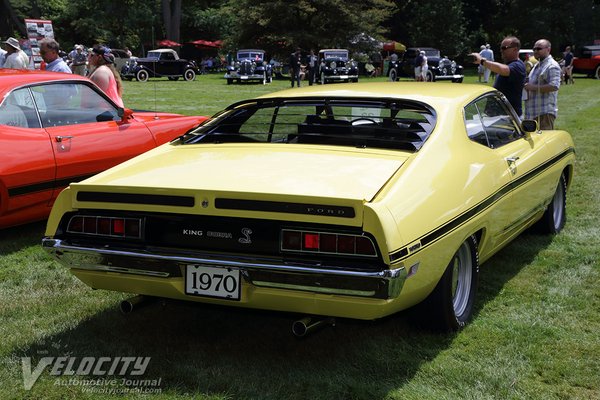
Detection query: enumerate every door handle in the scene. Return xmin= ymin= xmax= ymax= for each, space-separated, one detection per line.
xmin=55 ymin=135 xmax=73 ymax=142
xmin=506 ymin=156 xmax=520 ymax=163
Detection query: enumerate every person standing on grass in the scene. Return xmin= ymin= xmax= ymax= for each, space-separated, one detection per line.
xmin=470 ymin=36 xmax=526 ymax=116
xmin=524 ymin=39 xmax=561 ymax=130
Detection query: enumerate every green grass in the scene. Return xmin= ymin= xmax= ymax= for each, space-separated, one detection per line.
xmin=0 ymin=73 xmax=599 ymax=399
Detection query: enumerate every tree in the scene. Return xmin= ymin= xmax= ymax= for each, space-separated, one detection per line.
xmin=223 ymin=0 xmax=395 ymax=58
xmin=162 ymin=0 xmax=181 ymax=42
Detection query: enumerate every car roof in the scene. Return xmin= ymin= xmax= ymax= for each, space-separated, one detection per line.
xmin=256 ymin=82 xmax=494 ymax=110
xmin=319 ymin=49 xmax=348 ymax=52
xmin=0 ymin=69 xmax=90 ymax=97
xmin=148 ymin=49 xmax=176 ymax=53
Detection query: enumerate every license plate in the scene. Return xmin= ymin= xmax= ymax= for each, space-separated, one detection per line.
xmin=185 ymin=265 xmax=240 ymax=300
xmin=240 ymin=76 xmax=248 ymax=79
xmin=340 ymin=75 xmax=349 ymax=79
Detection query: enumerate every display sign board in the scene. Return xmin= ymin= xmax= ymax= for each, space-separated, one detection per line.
xmin=24 ymin=19 xmax=54 ymax=69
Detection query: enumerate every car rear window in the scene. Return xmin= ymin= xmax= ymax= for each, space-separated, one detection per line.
xmin=184 ymin=98 xmax=436 ymax=151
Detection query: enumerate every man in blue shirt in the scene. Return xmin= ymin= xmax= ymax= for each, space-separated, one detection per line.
xmin=40 ymin=38 xmax=72 ymax=73
xmin=471 ymin=36 xmax=526 ymax=116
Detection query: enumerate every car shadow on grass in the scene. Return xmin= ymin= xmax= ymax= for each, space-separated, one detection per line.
xmin=0 ymin=220 xmax=46 ymax=255
xmin=11 ymin=232 xmax=553 ymax=399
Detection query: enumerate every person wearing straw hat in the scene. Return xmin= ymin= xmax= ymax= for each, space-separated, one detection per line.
xmin=2 ymin=37 xmax=29 ymax=69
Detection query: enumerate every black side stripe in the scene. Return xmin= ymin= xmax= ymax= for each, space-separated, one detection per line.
xmin=7 ymin=174 xmax=96 ymax=197
xmin=389 ymin=147 xmax=574 ymax=262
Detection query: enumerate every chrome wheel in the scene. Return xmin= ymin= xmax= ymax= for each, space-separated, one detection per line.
xmin=451 ymin=241 xmax=474 ymax=318
xmin=184 ymin=69 xmax=196 ymax=81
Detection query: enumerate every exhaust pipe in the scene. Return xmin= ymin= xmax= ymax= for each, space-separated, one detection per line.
xmin=291 ymin=316 xmax=335 ymax=338
xmin=120 ymin=295 xmax=155 ymax=314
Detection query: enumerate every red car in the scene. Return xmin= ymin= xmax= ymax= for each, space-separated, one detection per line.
xmin=0 ymin=69 xmax=207 ymax=228
xmin=572 ymin=45 xmax=600 ymax=79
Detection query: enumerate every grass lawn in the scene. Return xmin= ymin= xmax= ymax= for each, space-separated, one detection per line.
xmin=0 ymin=72 xmax=598 ymax=400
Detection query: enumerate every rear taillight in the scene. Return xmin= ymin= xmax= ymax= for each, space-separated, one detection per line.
xmin=67 ymin=215 xmax=142 ymax=239
xmin=281 ymin=229 xmax=377 ymax=257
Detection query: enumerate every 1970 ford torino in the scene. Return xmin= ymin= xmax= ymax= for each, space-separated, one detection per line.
xmin=43 ymin=83 xmax=575 ymax=331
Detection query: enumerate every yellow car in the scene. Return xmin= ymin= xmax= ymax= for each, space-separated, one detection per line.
xmin=43 ymin=83 xmax=575 ymax=332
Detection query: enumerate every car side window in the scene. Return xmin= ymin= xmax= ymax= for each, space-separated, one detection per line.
xmin=464 ymin=95 xmax=521 ymax=149
xmin=0 ymin=88 xmax=41 ymax=129
xmin=30 ymin=83 xmax=119 ymax=128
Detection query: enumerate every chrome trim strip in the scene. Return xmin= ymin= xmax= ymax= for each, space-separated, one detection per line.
xmin=43 ymin=238 xmax=401 ymax=280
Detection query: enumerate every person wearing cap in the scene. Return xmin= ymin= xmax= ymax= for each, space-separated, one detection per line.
xmin=39 ymin=38 xmax=71 ymax=73
xmin=70 ymin=45 xmax=87 ymax=76
xmin=88 ymin=44 xmax=124 ymax=107
xmin=2 ymin=37 xmax=29 ymax=69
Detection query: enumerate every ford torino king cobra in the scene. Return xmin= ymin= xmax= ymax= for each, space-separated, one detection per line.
xmin=43 ymin=83 xmax=575 ymax=332
xmin=0 ymin=69 xmax=207 ymax=229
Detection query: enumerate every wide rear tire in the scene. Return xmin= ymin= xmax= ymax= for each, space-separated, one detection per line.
xmin=535 ymin=174 xmax=567 ymax=234
xmin=421 ymin=235 xmax=479 ymax=331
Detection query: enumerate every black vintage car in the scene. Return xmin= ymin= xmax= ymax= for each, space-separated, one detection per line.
xmin=120 ymin=49 xmax=199 ymax=82
xmin=388 ymin=47 xmax=464 ymax=83
xmin=318 ymin=49 xmax=359 ymax=84
xmin=224 ymin=49 xmax=273 ymax=84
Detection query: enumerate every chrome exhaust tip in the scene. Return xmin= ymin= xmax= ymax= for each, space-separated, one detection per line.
xmin=291 ymin=316 xmax=335 ymax=338
xmin=119 ymin=295 xmax=154 ymax=314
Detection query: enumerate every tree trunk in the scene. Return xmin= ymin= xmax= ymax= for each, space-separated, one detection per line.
xmin=162 ymin=0 xmax=182 ymax=43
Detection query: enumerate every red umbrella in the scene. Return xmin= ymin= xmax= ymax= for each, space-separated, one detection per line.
xmin=188 ymin=39 xmax=223 ymax=49
xmin=157 ymin=39 xmax=181 ymax=47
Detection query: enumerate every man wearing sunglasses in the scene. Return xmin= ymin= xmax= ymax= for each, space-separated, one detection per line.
xmin=470 ymin=36 xmax=526 ymax=116
xmin=523 ymin=39 xmax=561 ymax=130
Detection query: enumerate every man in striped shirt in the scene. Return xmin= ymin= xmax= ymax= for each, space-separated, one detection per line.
xmin=524 ymin=39 xmax=561 ymax=130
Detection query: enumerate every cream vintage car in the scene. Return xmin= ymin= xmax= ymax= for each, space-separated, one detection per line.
xmin=42 ymin=83 xmax=575 ymax=333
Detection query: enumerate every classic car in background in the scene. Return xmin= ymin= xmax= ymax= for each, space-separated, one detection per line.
xmin=43 ymin=83 xmax=574 ymax=333
xmin=572 ymin=44 xmax=600 ymax=79
xmin=388 ymin=47 xmax=464 ymax=82
xmin=110 ymin=48 xmax=132 ymax=72
xmin=318 ymin=49 xmax=359 ymax=84
xmin=0 ymin=70 xmax=207 ymax=229
xmin=120 ymin=48 xmax=199 ymax=82
xmin=224 ymin=49 xmax=273 ymax=84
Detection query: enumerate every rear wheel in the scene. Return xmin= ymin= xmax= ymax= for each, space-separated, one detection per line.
xmin=421 ymin=235 xmax=479 ymax=331
xmin=595 ymin=65 xmax=600 ymax=80
xmin=184 ymin=68 xmax=196 ymax=81
xmin=389 ymin=68 xmax=397 ymax=82
xmin=426 ymin=70 xmax=435 ymax=82
xmin=136 ymin=69 xmax=149 ymax=82
xmin=535 ymin=174 xmax=567 ymax=234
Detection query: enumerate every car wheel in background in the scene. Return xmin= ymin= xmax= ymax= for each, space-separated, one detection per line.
xmin=421 ymin=235 xmax=479 ymax=331
xmin=184 ymin=69 xmax=196 ymax=81
xmin=136 ymin=69 xmax=149 ymax=82
xmin=389 ymin=68 xmax=397 ymax=82
xmin=535 ymin=174 xmax=567 ymax=234
xmin=426 ymin=70 xmax=435 ymax=82
xmin=595 ymin=65 xmax=600 ymax=80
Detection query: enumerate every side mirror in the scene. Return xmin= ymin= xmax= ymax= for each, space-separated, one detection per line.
xmin=521 ymin=119 xmax=539 ymax=133
xmin=118 ymin=107 xmax=134 ymax=123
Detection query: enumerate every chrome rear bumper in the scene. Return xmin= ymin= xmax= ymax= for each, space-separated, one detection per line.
xmin=42 ymin=238 xmax=406 ymax=299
